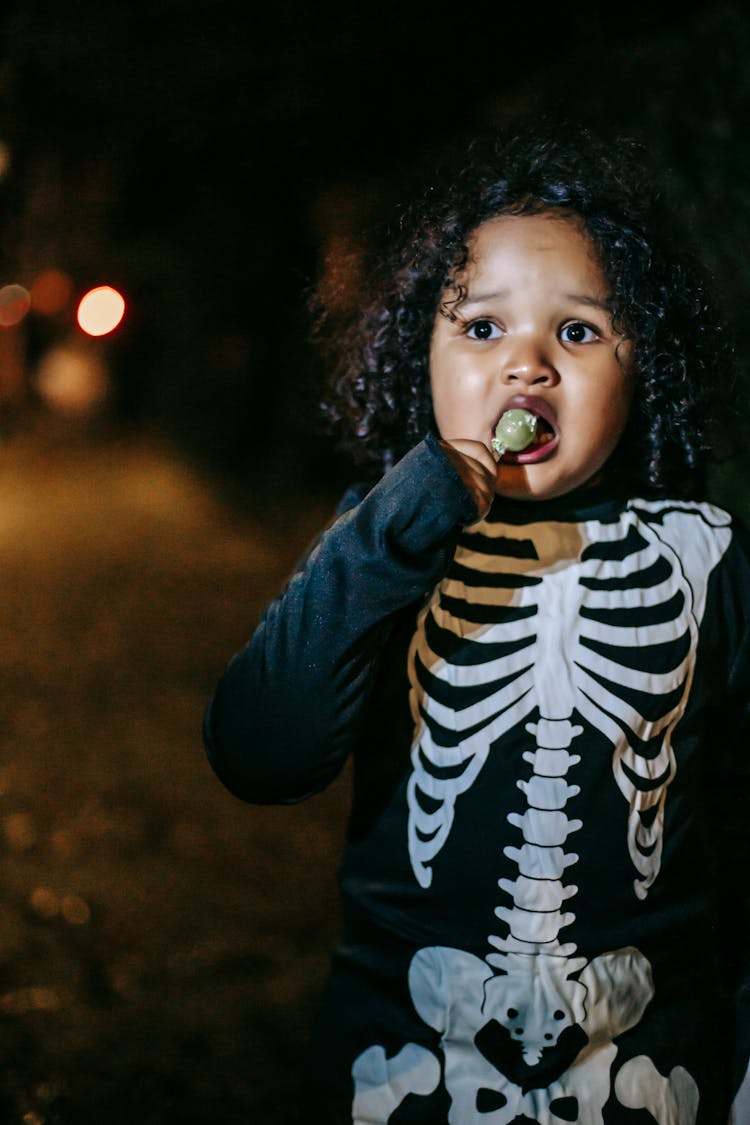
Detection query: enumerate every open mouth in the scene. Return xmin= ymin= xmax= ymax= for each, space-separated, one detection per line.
xmin=509 ymin=414 xmax=558 ymax=462
xmin=492 ymin=397 xmax=559 ymax=464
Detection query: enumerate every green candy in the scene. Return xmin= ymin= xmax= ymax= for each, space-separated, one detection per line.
xmin=491 ymin=409 xmax=538 ymax=457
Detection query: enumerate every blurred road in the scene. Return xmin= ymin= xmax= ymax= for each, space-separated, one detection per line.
xmin=0 ymin=419 xmax=347 ymax=1123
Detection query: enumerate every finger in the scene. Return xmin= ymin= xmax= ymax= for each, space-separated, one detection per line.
xmin=438 ymin=440 xmax=495 ymax=519
xmin=440 ymin=438 xmax=496 ymax=478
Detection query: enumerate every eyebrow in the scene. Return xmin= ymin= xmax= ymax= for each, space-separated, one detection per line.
xmin=457 ymin=289 xmax=509 ymax=308
xmin=457 ymin=289 xmax=612 ymax=314
xmin=564 ymin=293 xmax=612 ymax=313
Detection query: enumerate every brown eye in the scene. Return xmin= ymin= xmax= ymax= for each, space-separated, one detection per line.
xmin=561 ymin=321 xmax=596 ymax=344
xmin=468 ymin=320 xmax=499 ymax=340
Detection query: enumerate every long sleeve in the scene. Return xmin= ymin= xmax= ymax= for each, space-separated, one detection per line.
xmin=204 ymin=434 xmax=477 ymax=804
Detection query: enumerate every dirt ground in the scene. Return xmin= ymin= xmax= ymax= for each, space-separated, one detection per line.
xmin=0 ymin=417 xmax=349 ymax=1123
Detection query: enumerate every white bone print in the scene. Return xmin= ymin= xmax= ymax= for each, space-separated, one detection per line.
xmin=353 ymin=502 xmax=731 ymax=1120
xmin=410 ymin=944 xmax=657 ymax=1124
xmin=353 ymin=944 xmax=660 ymax=1123
xmin=407 ymin=503 xmax=732 ymax=896
xmin=352 ymin=1043 xmax=440 ymax=1124
xmin=615 ymin=1055 xmax=699 ymax=1123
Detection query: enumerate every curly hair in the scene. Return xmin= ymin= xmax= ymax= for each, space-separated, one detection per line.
xmin=314 ymin=126 xmax=732 ymax=498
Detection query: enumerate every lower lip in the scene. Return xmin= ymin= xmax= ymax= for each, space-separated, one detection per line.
xmin=501 ymin=435 xmax=560 ymax=465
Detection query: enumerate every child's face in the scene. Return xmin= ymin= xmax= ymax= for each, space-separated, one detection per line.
xmin=429 ymin=213 xmax=633 ymax=501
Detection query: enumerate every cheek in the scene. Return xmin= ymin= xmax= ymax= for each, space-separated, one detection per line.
xmin=428 ymin=359 xmax=447 ymax=424
xmin=596 ymin=368 xmax=634 ymax=437
xmin=430 ymin=368 xmax=488 ymax=434
xmin=615 ymin=346 xmax=636 ymax=408
xmin=613 ymin=372 xmax=636 ymax=434
xmin=430 ymin=380 xmax=463 ymax=434
xmin=429 ymin=343 xmax=462 ymax=409
xmin=427 ymin=337 xmax=443 ymax=400
xmin=431 ymin=350 xmax=488 ymax=399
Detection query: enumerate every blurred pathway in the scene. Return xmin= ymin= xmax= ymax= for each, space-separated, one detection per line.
xmin=0 ymin=421 xmax=346 ymax=1123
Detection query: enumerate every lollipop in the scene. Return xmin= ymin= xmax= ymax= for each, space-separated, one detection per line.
xmin=491 ymin=409 xmax=538 ymax=459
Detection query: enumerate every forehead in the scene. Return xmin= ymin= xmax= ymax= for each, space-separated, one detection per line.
xmin=460 ymin=212 xmax=606 ymax=292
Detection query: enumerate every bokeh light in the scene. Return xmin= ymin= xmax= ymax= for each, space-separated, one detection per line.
xmin=0 ymin=284 xmax=32 ymax=328
xmin=34 ymin=338 xmax=110 ymax=416
xmin=76 ymin=286 xmax=126 ymax=336
xmin=31 ymin=269 xmax=75 ymax=317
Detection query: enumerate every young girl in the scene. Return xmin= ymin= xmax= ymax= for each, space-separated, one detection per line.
xmin=204 ymin=129 xmax=750 ymax=1123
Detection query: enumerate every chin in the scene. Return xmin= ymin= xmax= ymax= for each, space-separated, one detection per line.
xmin=495 ymin=460 xmax=608 ymax=503
xmin=497 ymin=485 xmax=568 ymax=502
xmin=494 ymin=465 xmax=559 ymax=502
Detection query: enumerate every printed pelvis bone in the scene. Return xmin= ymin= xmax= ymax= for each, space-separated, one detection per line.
xmin=484 ymin=952 xmax=586 ymax=1065
xmin=406 ymin=944 xmax=655 ymax=1125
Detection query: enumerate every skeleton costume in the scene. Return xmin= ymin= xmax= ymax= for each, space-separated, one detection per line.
xmin=206 ymin=434 xmax=750 ymax=1124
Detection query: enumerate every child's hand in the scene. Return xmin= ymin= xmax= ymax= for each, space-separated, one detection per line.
xmin=438 ymin=439 xmax=496 ymax=521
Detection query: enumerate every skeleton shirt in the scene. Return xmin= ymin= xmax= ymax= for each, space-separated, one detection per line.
xmin=205 ymin=435 xmax=750 ymax=1124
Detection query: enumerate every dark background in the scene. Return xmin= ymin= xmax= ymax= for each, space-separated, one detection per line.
xmin=3 ymin=0 xmax=750 ymax=499
xmin=0 ymin=3 xmax=749 ymax=1122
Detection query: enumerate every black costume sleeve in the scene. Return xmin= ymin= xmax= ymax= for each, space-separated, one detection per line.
xmin=204 ymin=434 xmax=478 ymax=804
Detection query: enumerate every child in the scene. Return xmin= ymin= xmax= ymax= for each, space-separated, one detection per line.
xmin=204 ymin=128 xmax=750 ymax=1123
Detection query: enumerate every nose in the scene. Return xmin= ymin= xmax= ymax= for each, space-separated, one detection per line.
xmin=501 ymin=338 xmax=558 ymax=386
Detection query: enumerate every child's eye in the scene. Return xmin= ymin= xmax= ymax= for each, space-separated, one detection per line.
xmin=466 ymin=319 xmax=501 ymax=340
xmin=560 ymin=321 xmax=599 ymax=344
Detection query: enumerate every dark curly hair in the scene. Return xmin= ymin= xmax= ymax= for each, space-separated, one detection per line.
xmin=314 ymin=126 xmax=732 ymax=498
